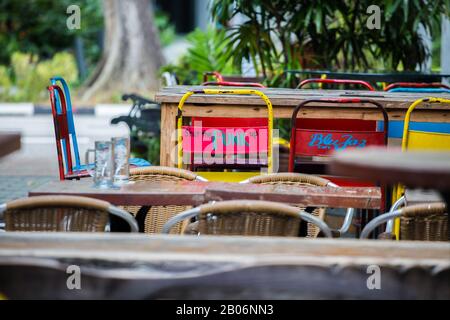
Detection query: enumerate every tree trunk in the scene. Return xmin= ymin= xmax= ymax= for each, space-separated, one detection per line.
xmin=81 ymin=0 xmax=164 ymax=101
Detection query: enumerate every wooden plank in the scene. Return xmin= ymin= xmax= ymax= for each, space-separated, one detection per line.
xmin=0 ymin=233 xmax=449 ymax=299
xmin=0 ymin=132 xmax=21 ymax=158
xmin=205 ymin=184 xmax=381 ymax=209
xmin=156 ymin=86 xmax=450 ymax=109
xmin=28 ymin=179 xmax=381 ymax=208
xmin=157 ymin=87 xmax=450 ymax=123
xmin=1 ymin=233 xmax=448 ymax=265
xmin=29 ymin=179 xmax=208 ymax=206
xmin=159 ymin=103 xmax=178 ymax=166
xmin=174 ymin=103 xmax=447 ymax=122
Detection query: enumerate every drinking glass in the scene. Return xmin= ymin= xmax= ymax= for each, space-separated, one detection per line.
xmin=85 ymin=141 xmax=113 ymax=188
xmin=111 ymin=137 xmax=130 ymax=186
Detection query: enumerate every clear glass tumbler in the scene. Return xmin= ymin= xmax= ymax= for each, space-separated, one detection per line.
xmin=85 ymin=140 xmax=113 ymax=189
xmin=111 ymin=136 xmax=130 ymax=186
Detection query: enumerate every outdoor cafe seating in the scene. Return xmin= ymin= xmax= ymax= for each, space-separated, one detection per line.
xmin=360 ymin=202 xmax=448 ymax=241
xmin=2 ymin=75 xmax=448 ymax=241
xmin=125 ymin=166 xmax=207 ymax=234
xmin=161 ymin=200 xmax=333 ymax=238
xmin=0 ymin=195 xmax=138 ymax=232
xmin=241 ymin=173 xmax=354 ymax=238
xmin=1 ymin=73 xmax=449 ymax=301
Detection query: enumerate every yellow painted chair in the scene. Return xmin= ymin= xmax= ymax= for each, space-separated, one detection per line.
xmin=393 ymin=97 xmax=450 ymax=238
xmin=177 ymin=89 xmax=273 ymax=182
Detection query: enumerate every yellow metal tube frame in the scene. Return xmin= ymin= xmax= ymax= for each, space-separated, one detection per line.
xmin=176 ymin=89 xmax=274 ymax=175
xmin=393 ymin=97 xmax=450 ymax=238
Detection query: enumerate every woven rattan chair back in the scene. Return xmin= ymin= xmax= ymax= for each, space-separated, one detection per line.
xmin=2 ymin=196 xmax=111 ymax=232
xmin=400 ymin=203 xmax=448 ymax=241
xmin=125 ymin=166 xmax=204 ymax=234
xmin=244 ymin=173 xmax=333 ymax=237
xmin=198 ymin=200 xmax=301 ymax=236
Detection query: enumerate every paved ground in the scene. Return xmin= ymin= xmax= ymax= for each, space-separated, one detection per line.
xmin=0 ymin=114 xmax=129 ymax=203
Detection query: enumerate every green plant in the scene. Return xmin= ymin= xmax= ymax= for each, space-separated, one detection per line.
xmin=0 ymin=65 xmax=12 ymax=100
xmin=146 ymin=136 xmax=160 ymax=165
xmin=1 ymin=51 xmax=78 ymax=102
xmin=210 ymin=0 xmax=450 ymax=82
xmin=0 ymin=0 xmax=103 ymax=66
xmin=155 ymin=11 xmax=176 ymax=47
xmin=160 ymin=26 xmax=239 ymax=84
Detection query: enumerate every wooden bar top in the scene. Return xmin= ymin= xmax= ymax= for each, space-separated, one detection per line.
xmin=29 ymin=179 xmax=381 ymax=208
xmin=155 ymin=85 xmax=450 ymax=109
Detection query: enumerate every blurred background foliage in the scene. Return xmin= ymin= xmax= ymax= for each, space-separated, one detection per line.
xmin=160 ymin=26 xmax=240 ymax=84
xmin=0 ymin=0 xmax=102 ymax=68
xmin=208 ymin=0 xmax=450 ymax=87
xmin=0 ymin=0 xmax=176 ymax=102
xmin=160 ymin=0 xmax=449 ymax=87
xmin=0 ymin=52 xmax=78 ymax=101
xmin=0 ymin=0 xmax=449 ymax=98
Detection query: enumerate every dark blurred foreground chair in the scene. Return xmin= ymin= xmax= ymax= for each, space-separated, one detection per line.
xmin=0 ymin=195 xmax=138 ymax=232
xmin=360 ymin=202 xmax=448 ymax=241
xmin=162 ymin=200 xmax=333 ymax=238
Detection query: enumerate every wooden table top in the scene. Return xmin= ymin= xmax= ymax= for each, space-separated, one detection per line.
xmin=155 ymin=85 xmax=450 ymax=109
xmin=0 ymin=233 xmax=448 ymax=299
xmin=329 ymin=147 xmax=450 ymax=190
xmin=0 ymin=132 xmax=21 ymax=158
xmin=29 ymin=179 xmax=381 ymax=208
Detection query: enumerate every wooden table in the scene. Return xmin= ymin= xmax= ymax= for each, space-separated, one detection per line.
xmin=0 ymin=132 xmax=21 ymax=158
xmin=155 ymin=86 xmax=450 ymax=166
xmin=29 ymin=179 xmax=381 ymax=209
xmin=0 ymin=233 xmax=448 ymax=299
xmin=329 ymin=147 xmax=450 ymax=207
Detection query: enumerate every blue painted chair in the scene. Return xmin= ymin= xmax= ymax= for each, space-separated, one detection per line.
xmin=382 ymin=83 xmax=450 ymax=139
xmin=384 ymin=82 xmax=450 ymax=92
xmin=387 ymin=88 xmax=450 ymax=93
xmin=49 ymin=76 xmax=150 ymax=178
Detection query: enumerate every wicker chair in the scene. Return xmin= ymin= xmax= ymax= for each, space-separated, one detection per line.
xmin=360 ymin=202 xmax=448 ymax=241
xmin=0 ymin=195 xmax=138 ymax=232
xmin=241 ymin=173 xmax=353 ymax=237
xmin=162 ymin=200 xmax=333 ymax=237
xmin=125 ymin=166 xmax=207 ymax=234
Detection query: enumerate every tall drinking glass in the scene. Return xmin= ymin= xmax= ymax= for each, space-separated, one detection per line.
xmin=85 ymin=141 xmax=113 ymax=188
xmin=111 ymin=137 xmax=130 ymax=186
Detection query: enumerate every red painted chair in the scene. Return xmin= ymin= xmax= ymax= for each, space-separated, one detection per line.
xmin=178 ymin=89 xmax=274 ymax=182
xmin=202 ymin=81 xmax=265 ymax=88
xmin=297 ymin=78 xmax=376 ymax=91
xmin=289 ymin=98 xmax=389 ymax=210
xmin=48 ymin=85 xmax=90 ymax=180
xmin=203 ymin=71 xmax=224 ymax=83
xmin=186 ymin=117 xmax=269 ymax=172
xmin=202 ymin=71 xmax=266 ymax=88
xmin=193 ymin=73 xmax=267 ymax=174
xmin=296 ymin=79 xmax=378 ymax=172
xmin=289 ymin=98 xmax=388 ymax=169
